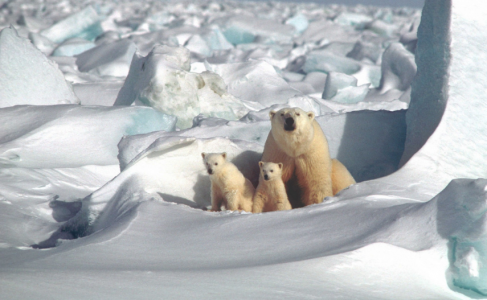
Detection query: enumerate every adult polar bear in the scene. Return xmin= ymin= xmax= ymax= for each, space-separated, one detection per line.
xmin=262 ymin=107 xmax=355 ymax=208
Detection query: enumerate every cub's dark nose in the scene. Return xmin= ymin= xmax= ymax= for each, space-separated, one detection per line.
xmin=285 ymin=117 xmax=294 ymax=126
xmin=207 ymin=169 xmax=213 ymax=175
xmin=264 ymin=174 xmax=269 ymax=181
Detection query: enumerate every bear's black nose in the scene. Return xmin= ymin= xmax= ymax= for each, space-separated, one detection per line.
xmin=264 ymin=174 xmax=269 ymax=180
xmin=285 ymin=117 xmax=294 ymax=126
xmin=208 ymin=169 xmax=213 ymax=175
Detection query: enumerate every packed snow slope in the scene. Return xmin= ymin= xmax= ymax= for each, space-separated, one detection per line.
xmin=0 ymin=0 xmax=486 ymax=299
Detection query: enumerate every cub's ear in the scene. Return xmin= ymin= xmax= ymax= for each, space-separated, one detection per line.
xmin=201 ymin=152 xmax=206 ymax=159
xmin=259 ymin=161 xmax=264 ymax=168
xmin=307 ymin=111 xmax=315 ymax=121
xmin=269 ymin=110 xmax=276 ymax=119
xmin=278 ymin=163 xmax=283 ymax=170
xmin=222 ymin=152 xmax=227 ymax=159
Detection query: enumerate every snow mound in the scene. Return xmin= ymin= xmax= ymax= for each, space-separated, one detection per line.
xmin=64 ymin=137 xmax=262 ymax=236
xmin=0 ymin=27 xmax=79 ymax=107
xmin=0 ymin=105 xmax=176 ymax=168
xmin=115 ymin=45 xmax=249 ymax=129
xmin=393 ymin=0 xmax=487 ymax=196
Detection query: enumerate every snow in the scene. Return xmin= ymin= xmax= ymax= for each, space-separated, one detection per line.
xmin=0 ymin=27 xmax=79 ymax=107
xmin=0 ymin=0 xmax=485 ymax=299
xmin=75 ymin=39 xmax=137 ymax=77
xmin=40 ymin=5 xmax=105 ymax=44
xmin=114 ymin=45 xmax=249 ymax=129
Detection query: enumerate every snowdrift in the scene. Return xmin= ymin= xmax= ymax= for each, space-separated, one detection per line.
xmin=1 ymin=0 xmax=487 ymax=299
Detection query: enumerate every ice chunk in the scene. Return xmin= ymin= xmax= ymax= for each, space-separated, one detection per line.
xmin=296 ymin=19 xmax=361 ymax=45
xmin=128 ymin=26 xmax=200 ymax=56
xmin=322 ymin=72 xmax=370 ymax=104
xmin=303 ymin=72 xmax=328 ymax=93
xmin=221 ymin=15 xmax=294 ymax=45
xmin=365 ymin=20 xmax=398 ymax=38
xmin=282 ymin=71 xmax=305 ymax=82
xmin=73 ymin=81 xmax=124 ymax=106
xmin=0 ymin=105 xmax=176 ymax=168
xmin=378 ymin=43 xmax=416 ymax=92
xmin=205 ymin=60 xmax=301 ymax=106
xmin=52 ymin=38 xmax=96 ymax=57
xmin=204 ymin=25 xmax=234 ymax=51
xmin=323 ymin=72 xmax=358 ymax=99
xmin=400 ymin=17 xmax=420 ymax=53
xmin=285 ymin=14 xmax=309 ymax=33
xmin=28 ymin=32 xmax=56 ymax=55
xmin=75 ymin=39 xmax=137 ymax=77
xmin=185 ymin=34 xmax=212 ymax=57
xmin=347 ymin=40 xmax=383 ymax=63
xmin=40 ymin=6 xmax=105 ymax=44
xmin=334 ymin=12 xmax=373 ymax=28
xmin=304 ymin=50 xmax=362 ymax=75
xmin=115 ymin=45 xmax=249 ymax=129
xmin=0 ymin=27 xmax=79 ymax=107
xmin=186 ymin=25 xmax=234 ymax=57
xmin=223 ymin=25 xmax=256 ymax=45
xmin=433 ymin=179 xmax=487 ymax=296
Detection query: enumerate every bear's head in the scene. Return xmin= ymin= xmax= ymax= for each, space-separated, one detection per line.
xmin=268 ymin=107 xmax=316 ymax=157
xmin=259 ymin=161 xmax=283 ymax=181
xmin=269 ymin=107 xmax=314 ymax=132
xmin=201 ymin=152 xmax=227 ymax=175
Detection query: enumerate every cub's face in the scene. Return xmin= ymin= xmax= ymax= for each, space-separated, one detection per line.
xmin=201 ymin=152 xmax=226 ymax=175
xmin=259 ymin=161 xmax=283 ymax=181
xmin=269 ymin=107 xmax=314 ymax=133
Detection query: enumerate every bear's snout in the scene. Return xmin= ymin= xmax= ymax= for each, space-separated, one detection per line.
xmin=207 ymin=168 xmax=213 ymax=175
xmin=264 ymin=174 xmax=270 ymax=181
xmin=284 ymin=117 xmax=295 ymax=131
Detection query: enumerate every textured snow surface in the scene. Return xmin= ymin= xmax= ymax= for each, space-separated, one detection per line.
xmin=0 ymin=0 xmax=485 ymax=299
xmin=0 ymin=27 xmax=79 ymax=107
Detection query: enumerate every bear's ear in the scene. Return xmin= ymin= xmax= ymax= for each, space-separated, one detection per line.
xmin=307 ymin=111 xmax=315 ymax=121
xmin=222 ymin=152 xmax=227 ymax=159
xmin=269 ymin=110 xmax=276 ymax=119
xmin=201 ymin=152 xmax=206 ymax=159
xmin=278 ymin=162 xmax=283 ymax=170
xmin=259 ymin=161 xmax=264 ymax=168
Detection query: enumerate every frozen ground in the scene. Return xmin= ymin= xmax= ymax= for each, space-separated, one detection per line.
xmin=1 ymin=0 xmax=486 ymax=299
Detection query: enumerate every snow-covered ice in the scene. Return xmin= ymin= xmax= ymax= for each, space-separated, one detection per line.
xmin=1 ymin=0 xmax=486 ymax=299
xmin=0 ymin=27 xmax=79 ymax=107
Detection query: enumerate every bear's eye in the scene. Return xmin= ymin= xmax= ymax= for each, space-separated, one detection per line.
xmin=214 ymin=163 xmax=218 ymax=166
xmin=280 ymin=113 xmax=284 ymax=116
xmin=270 ymin=170 xmax=273 ymax=172
xmin=296 ymin=113 xmax=300 ymax=116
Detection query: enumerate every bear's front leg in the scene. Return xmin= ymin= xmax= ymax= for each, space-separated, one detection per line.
xmin=252 ymin=191 xmax=266 ymax=213
xmin=295 ymin=156 xmax=333 ymax=206
xmin=275 ymin=198 xmax=292 ymax=211
xmin=210 ymin=184 xmax=223 ymax=211
xmin=224 ymin=190 xmax=239 ymax=211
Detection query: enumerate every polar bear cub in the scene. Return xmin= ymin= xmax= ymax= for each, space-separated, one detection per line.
xmin=252 ymin=161 xmax=292 ymax=213
xmin=201 ymin=152 xmax=254 ymax=212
